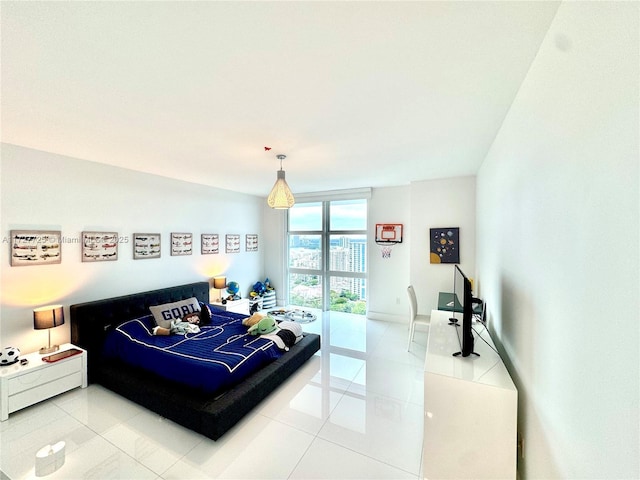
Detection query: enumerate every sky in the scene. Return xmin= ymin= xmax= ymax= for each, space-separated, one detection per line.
xmin=289 ymin=200 xmax=367 ymax=231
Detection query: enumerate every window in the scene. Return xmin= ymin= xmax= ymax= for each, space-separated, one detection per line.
xmin=287 ymin=197 xmax=367 ymax=314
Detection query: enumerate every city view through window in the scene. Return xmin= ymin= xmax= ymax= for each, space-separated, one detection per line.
xmin=288 ymin=199 xmax=367 ymax=314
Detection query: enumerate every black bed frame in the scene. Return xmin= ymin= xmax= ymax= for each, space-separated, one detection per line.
xmin=70 ymin=281 xmax=321 ymax=440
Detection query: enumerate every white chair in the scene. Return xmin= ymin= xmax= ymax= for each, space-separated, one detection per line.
xmin=407 ymin=285 xmax=430 ymax=351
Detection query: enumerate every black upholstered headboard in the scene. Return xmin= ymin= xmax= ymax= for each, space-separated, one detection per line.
xmin=70 ymin=281 xmax=210 ymax=382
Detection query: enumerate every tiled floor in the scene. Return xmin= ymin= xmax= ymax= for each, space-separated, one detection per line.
xmin=0 ymin=311 xmax=428 ymax=479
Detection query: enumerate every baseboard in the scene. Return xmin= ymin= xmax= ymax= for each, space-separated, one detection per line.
xmin=366 ymin=310 xmax=406 ymax=323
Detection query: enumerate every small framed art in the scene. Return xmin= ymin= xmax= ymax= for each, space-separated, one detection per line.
xmin=201 ymin=234 xmax=219 ymax=254
xmin=225 ymin=234 xmax=240 ymax=253
xmin=82 ymin=231 xmax=118 ymax=262
xmin=246 ymin=234 xmax=258 ymax=252
xmin=171 ymin=232 xmax=193 ymax=256
xmin=429 ymin=227 xmax=459 ymax=264
xmin=10 ymin=230 xmax=62 ymax=266
xmin=133 ymin=233 xmax=161 ymax=259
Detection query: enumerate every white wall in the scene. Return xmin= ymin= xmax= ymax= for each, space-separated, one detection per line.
xmin=477 ymin=2 xmax=639 ymax=478
xmin=1 ymin=144 xmax=264 ymax=353
xmin=410 ymin=176 xmax=476 ymax=316
xmin=367 ymin=186 xmax=411 ymax=322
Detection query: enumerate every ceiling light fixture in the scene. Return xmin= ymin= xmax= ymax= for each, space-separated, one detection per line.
xmin=267 ymin=154 xmax=295 ymax=209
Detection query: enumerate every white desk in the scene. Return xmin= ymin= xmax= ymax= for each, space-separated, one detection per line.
xmin=423 ymin=310 xmax=517 ymax=479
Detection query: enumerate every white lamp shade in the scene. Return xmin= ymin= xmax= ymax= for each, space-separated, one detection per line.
xmin=267 ymin=170 xmax=295 ymax=209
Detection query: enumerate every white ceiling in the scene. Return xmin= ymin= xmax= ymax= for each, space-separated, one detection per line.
xmin=1 ymin=1 xmax=560 ymax=197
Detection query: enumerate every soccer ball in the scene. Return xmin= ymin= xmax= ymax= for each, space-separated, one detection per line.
xmin=0 ymin=346 xmax=20 ymax=366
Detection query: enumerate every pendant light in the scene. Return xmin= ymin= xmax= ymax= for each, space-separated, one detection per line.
xmin=267 ymin=154 xmax=295 ymax=209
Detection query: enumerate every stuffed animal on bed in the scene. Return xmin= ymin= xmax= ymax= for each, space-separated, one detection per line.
xmin=153 ymin=312 xmax=201 ymax=336
xmin=244 ymin=315 xmax=303 ymax=351
xmin=262 ymin=321 xmax=303 ymax=351
xmin=247 ymin=316 xmax=278 ymax=335
xmin=242 ymin=312 xmax=265 ymax=327
xmin=199 ymin=302 xmax=212 ymax=325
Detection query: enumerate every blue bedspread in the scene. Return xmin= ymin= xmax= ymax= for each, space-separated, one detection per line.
xmin=102 ymin=310 xmax=283 ymax=395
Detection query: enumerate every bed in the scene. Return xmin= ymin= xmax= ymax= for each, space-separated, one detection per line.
xmin=70 ymin=281 xmax=321 ymax=440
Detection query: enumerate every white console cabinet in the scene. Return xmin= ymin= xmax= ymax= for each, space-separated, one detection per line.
xmin=423 ymin=310 xmax=517 ymax=479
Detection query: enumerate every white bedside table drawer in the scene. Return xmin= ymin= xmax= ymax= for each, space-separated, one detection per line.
xmin=8 ymin=357 xmax=83 ymax=395
xmin=211 ymin=298 xmax=250 ymax=315
xmin=8 ymin=371 xmax=83 ymax=413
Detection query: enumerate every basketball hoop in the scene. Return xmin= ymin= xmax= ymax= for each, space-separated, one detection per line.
xmin=380 ymin=244 xmax=393 ymax=258
xmin=375 ymin=223 xmax=403 ymax=259
xmin=376 ymin=241 xmax=399 ymax=258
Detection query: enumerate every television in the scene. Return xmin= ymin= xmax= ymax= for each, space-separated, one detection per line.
xmin=451 ymin=265 xmax=476 ymax=357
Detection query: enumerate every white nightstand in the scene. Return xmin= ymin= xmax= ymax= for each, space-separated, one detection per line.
xmin=0 ymin=343 xmax=87 ymax=421
xmin=210 ymin=298 xmax=250 ymax=315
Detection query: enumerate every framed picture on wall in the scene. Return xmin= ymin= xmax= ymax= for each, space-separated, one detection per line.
xmin=225 ymin=234 xmax=240 ymax=253
xmin=171 ymin=232 xmax=193 ymax=256
xmin=10 ymin=230 xmax=62 ymax=266
xmin=201 ymin=234 xmax=219 ymax=254
xmin=81 ymin=231 xmax=118 ymax=262
xmin=246 ymin=234 xmax=258 ymax=252
xmin=133 ymin=233 xmax=161 ymax=259
xmin=429 ymin=227 xmax=459 ymax=264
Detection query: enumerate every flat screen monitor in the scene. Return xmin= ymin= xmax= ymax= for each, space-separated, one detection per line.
xmin=452 ymin=265 xmax=475 ymax=357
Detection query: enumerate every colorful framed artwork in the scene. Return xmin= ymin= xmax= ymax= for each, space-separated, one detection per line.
xmin=10 ymin=230 xmax=62 ymax=266
xmin=225 ymin=234 xmax=240 ymax=253
xmin=246 ymin=234 xmax=258 ymax=252
xmin=201 ymin=234 xmax=219 ymax=254
xmin=82 ymin=231 xmax=118 ymax=262
xmin=133 ymin=233 xmax=161 ymax=259
xmin=430 ymin=227 xmax=459 ymax=264
xmin=171 ymin=232 xmax=193 ymax=256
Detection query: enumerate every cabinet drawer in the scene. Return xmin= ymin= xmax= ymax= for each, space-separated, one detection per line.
xmin=8 ymin=371 xmax=83 ymax=413
xmin=227 ymin=305 xmax=249 ymax=314
xmin=227 ymin=300 xmax=249 ymax=315
xmin=8 ymin=357 xmax=82 ymax=395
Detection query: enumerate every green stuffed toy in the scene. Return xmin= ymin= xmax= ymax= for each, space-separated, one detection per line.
xmin=247 ymin=316 xmax=278 ymax=336
xmin=242 ymin=312 xmax=264 ymax=327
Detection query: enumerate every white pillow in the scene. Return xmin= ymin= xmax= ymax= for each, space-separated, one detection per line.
xmin=149 ymin=297 xmax=200 ymax=329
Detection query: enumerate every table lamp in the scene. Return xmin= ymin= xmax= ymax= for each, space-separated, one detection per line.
xmin=33 ymin=305 xmax=65 ymax=354
xmin=213 ymin=276 xmax=227 ymax=301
